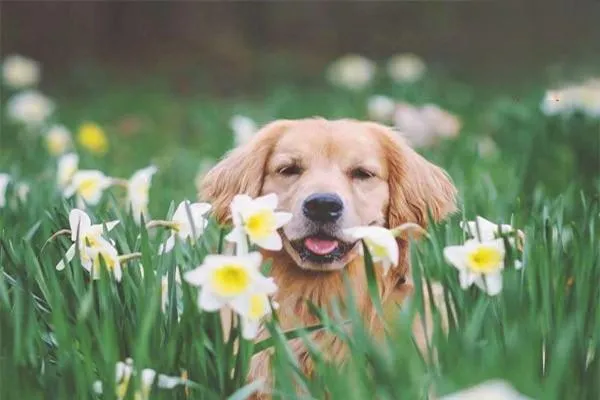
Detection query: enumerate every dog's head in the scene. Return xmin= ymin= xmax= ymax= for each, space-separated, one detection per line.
xmin=201 ymin=118 xmax=456 ymax=272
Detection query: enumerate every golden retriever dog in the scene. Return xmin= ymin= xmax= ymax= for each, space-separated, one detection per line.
xmin=201 ymin=118 xmax=456 ymax=395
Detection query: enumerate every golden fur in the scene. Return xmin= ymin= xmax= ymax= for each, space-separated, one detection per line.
xmin=201 ymin=118 xmax=456 ymax=395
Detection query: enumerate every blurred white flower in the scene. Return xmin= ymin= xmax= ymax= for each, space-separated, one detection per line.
xmin=230 ymin=115 xmax=258 ymax=147
xmin=394 ymin=102 xmax=432 ymax=147
xmin=387 ymin=53 xmax=426 ymax=84
xmin=15 ymin=182 xmax=30 ymax=204
xmin=45 ymin=125 xmax=72 ymax=156
xmin=540 ymin=88 xmax=576 ymax=116
xmin=367 ymin=95 xmax=396 ymax=122
xmin=226 ymin=193 xmax=292 ymax=252
xmin=0 ymin=173 xmax=11 ymax=208
xmin=421 ymin=104 xmax=461 ymax=139
xmin=344 ymin=226 xmax=399 ymax=275
xmin=57 ymin=153 xmax=79 ymax=191
xmin=327 ymin=54 xmax=376 ymax=90
xmin=6 ymin=90 xmax=54 ymax=127
xmin=444 ymin=238 xmax=506 ymax=296
xmin=127 ymin=165 xmax=157 ymax=224
xmin=63 ymin=169 xmax=112 ymax=208
xmin=55 ymin=208 xmax=119 ymax=272
xmin=578 ymin=83 xmax=600 ymax=118
xmin=2 ymin=55 xmax=40 ymax=89
xmin=439 ymin=379 xmax=532 ymax=400
xmin=540 ymin=81 xmax=600 ymax=118
xmin=476 ymin=136 xmax=499 ymax=159
xmin=394 ymin=102 xmax=461 ymax=148
xmin=158 ymin=200 xmax=212 ymax=254
xmin=93 ymin=358 xmax=186 ymax=399
xmin=184 ymin=252 xmax=276 ymax=314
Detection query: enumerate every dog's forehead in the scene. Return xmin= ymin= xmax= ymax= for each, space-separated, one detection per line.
xmin=273 ymin=120 xmax=384 ymax=162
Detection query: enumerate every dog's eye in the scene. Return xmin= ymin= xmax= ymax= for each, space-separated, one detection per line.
xmin=277 ymin=165 xmax=303 ymax=176
xmin=351 ymin=167 xmax=375 ymax=180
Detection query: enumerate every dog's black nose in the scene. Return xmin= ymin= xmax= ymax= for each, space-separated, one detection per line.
xmin=303 ymin=193 xmax=344 ymax=223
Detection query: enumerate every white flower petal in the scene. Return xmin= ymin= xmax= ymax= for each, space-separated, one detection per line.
xmin=157 ymin=374 xmax=185 ymax=389
xmin=253 ymin=233 xmax=283 ymax=251
xmin=158 ymin=235 xmax=176 ymax=254
xmin=56 ymin=244 xmax=77 ymax=271
xmin=241 ymin=317 xmax=261 ymax=340
xmin=69 ymin=209 xmax=92 ymax=241
xmin=458 ymin=270 xmax=477 ymax=289
xmin=443 ymin=245 xmax=468 ymax=270
xmin=274 ymin=212 xmax=293 ymax=227
xmin=183 ymin=267 xmax=208 ymax=286
xmin=140 ymin=368 xmax=157 ymax=388
xmin=198 ymin=288 xmax=225 ymax=312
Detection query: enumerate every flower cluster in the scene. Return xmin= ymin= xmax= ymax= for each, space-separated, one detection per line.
xmin=184 ymin=193 xmax=291 ymax=339
xmin=92 ymin=358 xmax=187 ymax=400
xmin=444 ymin=216 xmax=524 ymax=296
xmin=368 ymin=97 xmax=462 ymax=148
xmin=326 ymin=53 xmax=426 ymax=90
xmin=0 ymin=173 xmax=30 ymax=209
xmin=540 ymin=78 xmax=600 ymax=118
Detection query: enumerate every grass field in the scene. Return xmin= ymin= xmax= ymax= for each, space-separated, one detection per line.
xmin=1 ymin=56 xmax=599 ymax=399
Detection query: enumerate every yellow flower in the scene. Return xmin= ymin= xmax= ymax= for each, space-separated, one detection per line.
xmin=45 ymin=125 xmax=72 ymax=155
xmin=77 ymin=122 xmax=108 ymax=154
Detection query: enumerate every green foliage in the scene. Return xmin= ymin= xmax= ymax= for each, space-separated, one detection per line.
xmin=1 ymin=70 xmax=599 ymax=399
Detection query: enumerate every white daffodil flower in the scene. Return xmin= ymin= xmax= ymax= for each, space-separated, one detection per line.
xmin=55 ymin=208 xmax=119 ymax=271
xmin=57 ymin=153 xmax=79 ymax=191
xmin=367 ymin=95 xmax=396 ymax=122
xmin=460 ymin=216 xmax=524 ymax=243
xmin=2 ymin=55 xmax=40 ymax=89
xmin=386 ymin=53 xmax=426 ymax=84
xmin=6 ymin=90 xmax=54 ymax=127
xmin=184 ymin=252 xmax=276 ymax=312
xmin=444 ymin=238 xmax=506 ymax=296
xmin=45 ymin=125 xmax=72 ymax=155
xmin=93 ymin=358 xmax=186 ymax=399
xmin=84 ymin=237 xmax=122 ymax=281
xmin=158 ymin=200 xmax=212 ymax=254
xmin=230 ymin=115 xmax=258 ymax=147
xmin=344 ymin=226 xmax=399 ymax=275
xmin=540 ymin=88 xmax=578 ymax=116
xmin=439 ymin=379 xmax=532 ymax=400
xmin=127 ymin=165 xmax=157 ymax=224
xmin=63 ymin=169 xmax=112 ymax=208
xmin=226 ymin=193 xmax=292 ymax=252
xmin=0 ymin=173 xmax=10 ymax=208
xmin=327 ymin=54 xmax=376 ymax=90
xmin=230 ymin=291 xmax=278 ymax=340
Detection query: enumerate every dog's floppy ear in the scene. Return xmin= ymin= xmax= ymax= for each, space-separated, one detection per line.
xmin=200 ymin=120 xmax=290 ymax=224
xmin=368 ymin=122 xmax=457 ymax=229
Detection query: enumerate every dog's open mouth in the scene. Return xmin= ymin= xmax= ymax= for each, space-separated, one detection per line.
xmin=290 ymin=233 xmax=357 ymax=264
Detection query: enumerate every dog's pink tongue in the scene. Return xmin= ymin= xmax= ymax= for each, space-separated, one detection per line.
xmin=304 ymin=237 xmax=339 ymax=255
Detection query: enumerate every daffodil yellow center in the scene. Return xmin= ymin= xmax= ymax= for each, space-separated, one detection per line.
xmin=211 ymin=264 xmax=250 ymax=296
xmin=366 ymin=239 xmax=388 ymax=259
xmin=244 ymin=209 xmax=275 ymax=239
xmin=83 ymin=234 xmax=100 ymax=248
xmin=78 ymin=178 xmax=100 ymax=199
xmin=93 ymin=252 xmax=116 ymax=271
xmin=466 ymin=246 xmax=503 ymax=273
xmin=249 ymin=294 xmax=268 ymax=320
